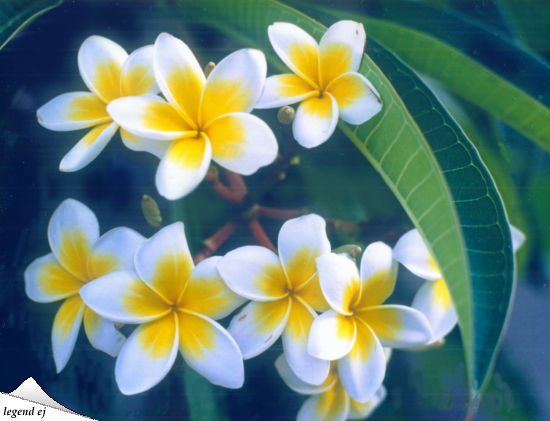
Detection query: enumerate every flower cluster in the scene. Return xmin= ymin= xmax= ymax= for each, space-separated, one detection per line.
xmin=26 ymin=17 xmax=522 ymax=421
xmin=24 ymin=199 xmax=430 ymax=419
xmin=37 ymin=21 xmax=381 ymax=201
xmin=24 ymin=197 xmax=525 ymax=419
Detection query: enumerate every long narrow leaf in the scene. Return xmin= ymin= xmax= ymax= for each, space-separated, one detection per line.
xmin=353 ymin=39 xmax=514 ymax=396
xmin=350 ymin=16 xmax=550 ymax=152
xmin=319 ymin=3 xmax=516 ymax=398
xmin=496 ymin=0 xmax=550 ymax=54
xmin=0 ymin=0 xmax=64 ymax=49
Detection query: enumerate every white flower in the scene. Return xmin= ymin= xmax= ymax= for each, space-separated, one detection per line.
xmin=308 ymin=243 xmax=432 ymax=402
xmin=256 ymin=21 xmax=382 ymax=148
xmin=37 ymin=36 xmax=164 ymax=171
xmin=107 ymin=33 xmax=278 ymax=200
xmin=217 ymin=214 xmax=332 ymax=385
xmin=24 ymin=199 xmax=145 ymax=371
xmin=80 ymin=222 xmax=246 ymax=395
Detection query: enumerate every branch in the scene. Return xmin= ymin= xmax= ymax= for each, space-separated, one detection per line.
xmin=259 ymin=206 xmax=306 ymax=220
xmin=205 ymin=167 xmax=242 ymax=203
xmin=193 ymin=220 xmax=237 ymax=263
xmin=249 ymin=219 xmax=276 ymax=252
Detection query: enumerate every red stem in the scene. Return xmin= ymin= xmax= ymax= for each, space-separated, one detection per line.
xmin=193 ymin=220 xmax=237 ymax=263
xmin=224 ymin=169 xmax=248 ymax=201
xmin=259 ymin=207 xmax=306 ymax=220
xmin=249 ymin=219 xmax=276 ymax=252
xmin=206 ymin=168 xmax=242 ymax=203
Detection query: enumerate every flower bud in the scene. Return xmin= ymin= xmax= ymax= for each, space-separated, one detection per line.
xmin=141 ymin=195 xmax=162 ymax=227
xmin=204 ymin=62 xmax=216 ymax=78
xmin=277 ymin=106 xmax=295 ymax=125
xmin=332 ymin=244 xmax=362 ymax=258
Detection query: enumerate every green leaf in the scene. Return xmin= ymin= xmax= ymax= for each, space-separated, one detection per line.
xmin=422 ymin=78 xmax=529 ymax=261
xmin=184 ymin=367 xmax=232 ymax=421
xmin=352 ymin=16 xmax=550 ymax=153
xmin=345 ymin=38 xmax=514 ymax=397
xmin=191 ymin=0 xmax=514 ymax=402
xmin=496 ymin=0 xmax=550 ymax=54
xmin=0 ymin=0 xmax=63 ymax=49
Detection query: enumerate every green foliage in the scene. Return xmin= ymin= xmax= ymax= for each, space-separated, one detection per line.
xmin=497 ymin=0 xmax=550 ymax=54
xmin=185 ymin=367 xmax=232 ymax=421
xmin=359 ymin=18 xmax=550 ymax=153
xmin=349 ymin=39 xmax=514 ymax=396
xmin=0 ymin=0 xmax=63 ymax=49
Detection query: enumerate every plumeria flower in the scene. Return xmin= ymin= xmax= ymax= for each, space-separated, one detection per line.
xmin=24 ymin=199 xmax=145 ymax=372
xmin=308 ymin=243 xmax=432 ymax=403
xmin=108 ymin=33 xmax=278 ymax=200
xmin=393 ymin=226 xmax=526 ymax=344
xmin=275 ymin=354 xmax=386 ymax=421
xmin=217 ymin=214 xmax=332 ymax=386
xmin=80 ymin=222 xmax=246 ymax=395
xmin=256 ymin=21 xmax=382 ymax=148
xmin=37 ymin=36 xmax=163 ymax=172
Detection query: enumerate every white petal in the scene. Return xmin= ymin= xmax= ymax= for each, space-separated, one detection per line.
xmin=60 ymin=122 xmax=118 ymax=172
xmin=87 ymin=226 xmax=146 ymax=280
xmin=48 ymin=198 xmax=99 ymax=281
xmin=155 ymin=134 xmax=212 ymax=200
xmin=282 ymin=298 xmax=330 ymax=385
xmin=319 ymin=21 xmax=365 ymax=86
xmin=80 ymin=270 xmax=170 ymax=324
xmin=178 ymin=256 xmax=247 ymax=320
xmin=393 ymin=229 xmax=441 ymax=280
xmin=52 ymin=295 xmax=86 ymax=372
xmin=347 ymin=386 xmax=387 ymax=419
xmin=326 ymin=72 xmax=382 ymax=125
xmin=278 ymin=214 xmax=331 ymax=290
xmin=356 ymin=242 xmax=397 ymax=308
xmin=360 ymin=305 xmax=433 ymax=348
xmin=134 ymin=222 xmax=194 ymax=305
xmin=275 ymin=354 xmax=336 ymax=395
xmin=268 ymin=22 xmax=320 ymax=89
xmin=120 ymin=45 xmax=159 ymax=96
xmin=412 ymin=279 xmax=457 ymax=343
xmin=25 ymin=253 xmax=84 ymax=303
xmin=83 ymin=307 xmax=125 ymax=357
xmin=228 ymin=299 xmax=291 ymax=359
xmin=308 ymin=309 xmax=356 ymax=361
xmin=199 ymin=49 xmax=267 ymax=125
xmin=78 ymin=35 xmax=128 ymax=103
xmin=107 ymin=95 xmax=194 ymax=141
xmin=178 ymin=311 xmax=244 ymax=389
xmin=338 ymin=322 xmax=386 ymax=403
xmin=256 ymin=74 xmax=316 ymax=109
xmin=154 ymin=32 xmax=205 ymax=127
xmin=37 ymin=92 xmax=111 ymax=131
xmin=316 ymin=253 xmax=360 ymax=315
xmin=297 ymin=383 xmax=350 ymax=421
xmin=217 ymin=245 xmax=288 ymax=301
xmin=205 ymin=112 xmax=277 ymax=175
xmin=293 ymin=93 xmax=338 ymax=148
xmin=510 ymin=225 xmax=526 ymax=252
xmin=115 ymin=313 xmax=179 ymax=395
xmin=120 ymin=128 xmax=170 ymax=159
